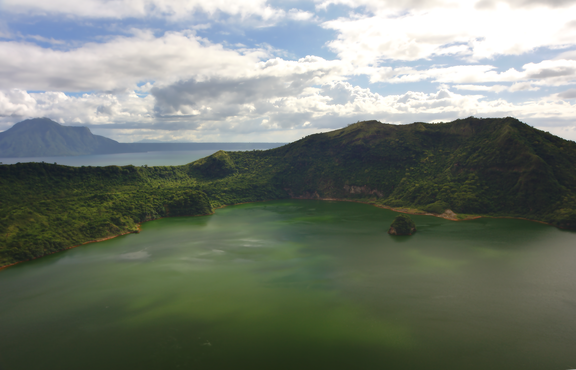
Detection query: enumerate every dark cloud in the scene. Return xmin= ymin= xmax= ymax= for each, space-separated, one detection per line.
xmin=84 ymin=121 xmax=201 ymax=131
xmin=558 ymin=88 xmax=576 ymax=99
xmin=527 ymin=67 xmax=576 ymax=79
xmin=151 ymin=73 xmax=319 ymax=119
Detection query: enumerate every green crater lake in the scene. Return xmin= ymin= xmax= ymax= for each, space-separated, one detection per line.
xmin=1 ymin=200 xmax=576 ymax=369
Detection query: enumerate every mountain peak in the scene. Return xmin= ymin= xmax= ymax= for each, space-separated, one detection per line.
xmin=0 ymin=117 xmax=118 ymax=157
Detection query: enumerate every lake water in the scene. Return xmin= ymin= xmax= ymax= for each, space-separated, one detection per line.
xmin=1 ymin=200 xmax=575 ymax=369
xmin=0 ymin=150 xmax=233 ymax=167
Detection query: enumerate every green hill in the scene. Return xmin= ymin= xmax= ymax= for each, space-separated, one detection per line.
xmin=0 ymin=118 xmax=123 ymax=157
xmin=1 ymin=116 xmax=576 ymax=267
xmin=267 ymin=117 xmax=576 ymax=223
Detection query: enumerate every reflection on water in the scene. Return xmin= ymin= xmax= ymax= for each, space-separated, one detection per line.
xmin=1 ymin=200 xmax=575 ymax=370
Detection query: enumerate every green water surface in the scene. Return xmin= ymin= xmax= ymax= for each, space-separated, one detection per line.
xmin=1 ymin=200 xmax=575 ymax=369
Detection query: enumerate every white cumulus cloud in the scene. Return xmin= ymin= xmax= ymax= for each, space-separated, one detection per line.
xmin=321 ymin=1 xmax=576 ymax=64
xmin=2 ymin=0 xmax=285 ymax=20
xmin=0 ymin=30 xmax=270 ymax=92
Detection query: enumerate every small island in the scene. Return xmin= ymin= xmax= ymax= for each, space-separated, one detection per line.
xmin=388 ymin=214 xmax=416 ymax=236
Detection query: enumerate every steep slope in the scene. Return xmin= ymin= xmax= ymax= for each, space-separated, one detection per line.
xmin=263 ymin=117 xmax=576 ymax=226
xmin=0 ymin=118 xmax=122 ymax=157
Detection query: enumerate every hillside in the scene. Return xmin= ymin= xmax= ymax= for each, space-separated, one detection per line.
xmin=266 ymin=117 xmax=576 ymax=226
xmin=0 ymin=118 xmax=123 ymax=157
xmin=1 ymin=116 xmax=576 ymax=267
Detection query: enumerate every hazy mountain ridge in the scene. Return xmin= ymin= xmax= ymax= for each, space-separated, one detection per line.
xmin=0 ymin=118 xmax=285 ymax=158
xmin=1 ymin=116 xmax=576 ymax=267
xmin=0 ymin=118 xmax=123 ymax=157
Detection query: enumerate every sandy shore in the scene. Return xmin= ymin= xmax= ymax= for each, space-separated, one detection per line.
xmin=294 ymin=196 xmax=480 ymax=221
xmin=312 ymin=197 xmax=559 ymax=227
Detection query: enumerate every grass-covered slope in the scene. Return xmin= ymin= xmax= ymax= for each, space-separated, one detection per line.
xmin=2 ymin=116 xmax=576 ymax=267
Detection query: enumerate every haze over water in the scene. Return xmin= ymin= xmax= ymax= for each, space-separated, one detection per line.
xmin=0 ymin=150 xmax=233 ymax=167
xmin=1 ymin=200 xmax=575 ymax=369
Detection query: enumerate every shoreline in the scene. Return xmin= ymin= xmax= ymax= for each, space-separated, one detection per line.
xmin=312 ymin=197 xmax=557 ymax=226
xmin=311 ymin=197 xmax=478 ymax=221
xmin=0 ymin=211 xmax=215 ymax=271
xmin=0 ymin=198 xmax=562 ymax=271
xmin=0 ymin=230 xmax=138 ymax=271
xmin=291 ymin=196 xmax=562 ymax=227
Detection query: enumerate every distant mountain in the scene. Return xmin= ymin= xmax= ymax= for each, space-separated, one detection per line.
xmin=0 ymin=118 xmax=285 ymax=158
xmin=0 ymin=118 xmax=123 ymax=157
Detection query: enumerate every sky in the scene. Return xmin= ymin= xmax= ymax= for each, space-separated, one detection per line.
xmin=1 ymin=0 xmax=576 ymax=142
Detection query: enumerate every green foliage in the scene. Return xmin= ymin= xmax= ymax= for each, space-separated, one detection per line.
xmin=188 ymin=150 xmax=237 ymax=179
xmin=2 ymin=117 xmax=576 ymax=267
xmin=389 ymin=214 xmax=416 ymax=236
xmin=422 ymin=201 xmax=450 ymax=214
xmin=262 ymin=117 xmax=576 ymax=225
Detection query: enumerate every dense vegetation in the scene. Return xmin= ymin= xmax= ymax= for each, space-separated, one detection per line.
xmin=2 ymin=117 xmax=576 ymax=267
xmin=388 ymin=214 xmax=416 ymax=236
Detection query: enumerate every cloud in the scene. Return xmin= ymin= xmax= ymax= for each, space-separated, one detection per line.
xmin=366 ymin=65 xmax=521 ymax=84
xmin=508 ymin=82 xmax=539 ymax=92
xmin=523 ymin=59 xmax=576 ymax=85
xmin=287 ymin=9 xmax=315 ymax=21
xmin=321 ymin=2 xmax=576 ymax=64
xmin=315 ymin=0 xmax=458 ymax=11
xmin=315 ymin=0 xmax=576 ymax=11
xmin=0 ymin=28 xmax=352 ymax=94
xmin=477 ymin=0 xmax=576 ymax=9
xmin=2 ymin=0 xmax=286 ymax=21
xmin=556 ymin=88 xmax=576 ymax=99
xmin=0 ymin=89 xmax=154 ymax=130
xmin=2 ymin=82 xmax=576 ymax=142
xmin=453 ymin=82 xmax=540 ymax=92
xmin=152 ymin=75 xmax=312 ymax=118
xmin=364 ymin=59 xmax=576 ymax=87
xmin=453 ymin=84 xmax=509 ymax=93
xmin=0 ymin=30 xmax=270 ymax=92
xmin=2 ymin=0 xmax=576 ymax=143
xmin=556 ymin=49 xmax=576 ymax=60
xmin=150 ymin=57 xmax=350 ymax=124
xmin=0 ymin=52 xmax=350 ymax=136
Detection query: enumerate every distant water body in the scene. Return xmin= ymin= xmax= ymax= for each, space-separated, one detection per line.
xmin=1 ymin=200 xmax=575 ymax=370
xmin=0 ymin=145 xmax=284 ymax=167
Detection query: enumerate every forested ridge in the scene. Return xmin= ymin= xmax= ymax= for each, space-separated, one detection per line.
xmin=2 ymin=116 xmax=576 ymax=267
